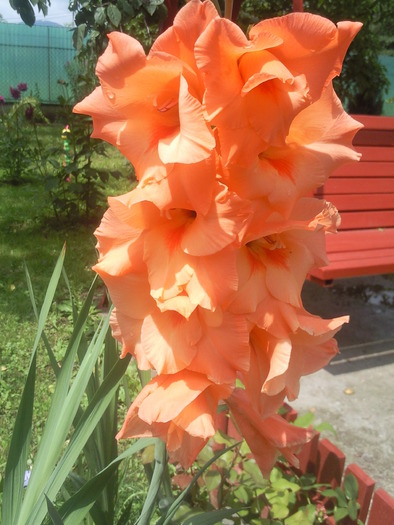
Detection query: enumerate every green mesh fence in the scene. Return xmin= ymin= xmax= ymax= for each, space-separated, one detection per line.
xmin=0 ymin=23 xmax=76 ymax=104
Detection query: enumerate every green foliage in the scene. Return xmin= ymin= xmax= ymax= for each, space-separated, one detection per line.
xmin=8 ymin=0 xmax=48 ymax=26
xmin=69 ymin=0 xmax=167 ymax=56
xmin=169 ymin=432 xmax=364 ymax=525
xmin=0 ymin=90 xmax=48 ymax=184
xmin=0 ymin=249 xmax=153 ymax=524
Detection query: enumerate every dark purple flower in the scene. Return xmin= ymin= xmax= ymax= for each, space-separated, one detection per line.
xmin=10 ymin=86 xmax=21 ymax=100
xmin=25 ymin=104 xmax=34 ymax=120
xmin=17 ymin=82 xmax=28 ymax=92
xmin=0 ymin=96 xmax=5 ymax=105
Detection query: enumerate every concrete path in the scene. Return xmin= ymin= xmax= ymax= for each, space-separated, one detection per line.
xmin=291 ymin=274 xmax=394 ymax=496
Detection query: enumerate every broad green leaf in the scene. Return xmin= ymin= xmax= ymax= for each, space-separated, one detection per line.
xmin=107 ymin=4 xmax=121 ymax=26
xmin=269 ymin=466 xmax=282 ymax=483
xmin=315 ymin=422 xmax=336 ymax=435
xmin=271 ymin=502 xmax=290 ymax=520
xmin=334 ymin=506 xmax=349 ymax=522
xmin=94 ymin=6 xmax=106 ymax=25
xmin=60 ymin=438 xmax=155 ymax=524
xmin=344 ymin=473 xmax=359 ymax=501
xmin=348 ymin=499 xmax=359 ymax=521
xmin=72 ymin=23 xmax=86 ymax=51
xmin=11 ymin=0 xmax=35 ymax=25
xmin=242 ymin=460 xmax=266 ymax=485
xmin=334 ymin=486 xmax=348 ymax=508
xmin=271 ymin=478 xmax=301 ymax=493
xmin=321 ymin=488 xmax=338 ymax=498
xmin=204 ymin=470 xmax=221 ymax=492
xmin=182 ymin=507 xmax=246 ymax=525
xmin=234 ymin=485 xmax=251 ymax=504
xmin=293 ymin=412 xmax=315 ymax=428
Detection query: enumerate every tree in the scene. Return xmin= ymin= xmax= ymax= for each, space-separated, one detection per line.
xmin=8 ymin=0 xmax=49 ymax=26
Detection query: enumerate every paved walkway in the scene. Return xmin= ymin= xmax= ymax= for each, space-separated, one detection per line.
xmin=292 ymin=274 xmax=394 ymax=496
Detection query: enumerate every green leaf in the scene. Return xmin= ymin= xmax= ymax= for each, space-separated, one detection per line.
xmin=293 ymin=412 xmax=315 ymax=428
xmin=348 ymin=499 xmax=359 ymax=521
xmin=94 ymin=6 xmax=107 ymax=25
xmin=204 ymin=470 xmax=221 ymax=492
xmin=334 ymin=487 xmax=348 ymax=508
xmin=315 ymin=422 xmax=336 ymax=435
xmin=344 ymin=474 xmax=359 ymax=501
xmin=23 ymin=342 xmax=130 ymax=525
xmin=2 ymin=247 xmax=65 ymax=525
xmin=182 ymin=507 xmax=246 ymax=525
xmin=72 ymin=24 xmax=86 ymax=51
xmin=272 ymin=478 xmax=301 ymax=493
xmin=136 ymin=439 xmax=168 ymax=525
xmin=158 ymin=441 xmax=242 ymax=525
xmin=107 ymin=4 xmax=122 ymax=26
xmin=271 ymin=503 xmax=290 ymax=520
xmin=17 ymin=278 xmax=99 ymax=525
xmin=10 ymin=0 xmax=36 ymax=26
xmin=45 ymin=495 xmax=64 ymax=525
xmin=60 ymin=438 xmax=155 ymax=524
xmin=25 ymin=263 xmax=59 ymax=375
xmin=333 ymin=506 xmax=349 ymax=522
xmin=2 ymin=353 xmax=36 ymax=525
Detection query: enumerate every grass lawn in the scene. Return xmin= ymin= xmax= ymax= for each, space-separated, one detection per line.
xmin=0 ymin=121 xmax=138 ymax=492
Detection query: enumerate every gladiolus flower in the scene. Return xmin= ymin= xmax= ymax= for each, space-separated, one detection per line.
xmin=0 ymin=96 xmax=5 ymax=105
xmin=74 ymin=28 xmax=216 ymax=181
xmin=75 ymin=0 xmax=362 ymax=473
xmin=117 ymin=371 xmax=232 ymax=466
xmin=17 ymin=82 xmax=28 ymax=92
xmin=195 ymin=13 xmax=361 ymax=165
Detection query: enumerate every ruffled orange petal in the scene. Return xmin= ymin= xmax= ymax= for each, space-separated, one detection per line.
xmin=228 ymin=389 xmax=314 ymax=475
xmin=251 ymin=13 xmax=362 ymax=100
xmin=151 ymin=0 xmax=218 ymax=89
xmin=188 ymin=308 xmax=250 ymax=384
xmin=117 ymin=371 xmax=232 ymax=467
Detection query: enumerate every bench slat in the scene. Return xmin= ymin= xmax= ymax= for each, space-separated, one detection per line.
xmin=309 ymin=114 xmax=394 ymax=283
xmin=309 ymin=254 xmax=394 ymax=281
xmin=323 ymin=177 xmax=394 ymax=194
xmin=353 ymin=129 xmax=394 ymax=147
xmin=325 ymin=229 xmax=394 ymax=252
xmin=323 ymin=193 xmax=394 ymax=211
xmin=352 ymin=114 xmax=394 ymax=131
xmin=326 ymin=247 xmax=394 ymax=262
xmin=333 ymin=162 xmax=394 ymax=177
xmin=354 ymin=146 xmax=394 ymax=162
xmin=339 ymin=210 xmax=394 ymax=230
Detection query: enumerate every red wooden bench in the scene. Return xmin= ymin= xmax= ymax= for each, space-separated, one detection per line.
xmin=309 ymin=115 xmax=394 ymax=285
